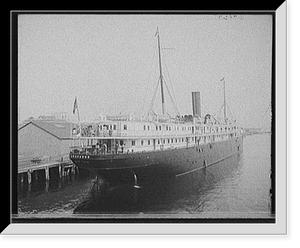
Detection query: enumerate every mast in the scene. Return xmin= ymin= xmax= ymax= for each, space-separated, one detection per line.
xmin=221 ymin=77 xmax=227 ymax=122
xmin=156 ymin=27 xmax=165 ymax=115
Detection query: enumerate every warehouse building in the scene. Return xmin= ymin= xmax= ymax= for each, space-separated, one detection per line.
xmin=18 ymin=120 xmax=75 ymax=165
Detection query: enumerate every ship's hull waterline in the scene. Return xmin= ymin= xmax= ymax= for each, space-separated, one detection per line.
xmin=70 ymin=136 xmax=243 ymax=184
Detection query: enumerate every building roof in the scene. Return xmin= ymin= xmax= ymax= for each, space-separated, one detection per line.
xmin=18 ymin=120 xmax=74 ymax=140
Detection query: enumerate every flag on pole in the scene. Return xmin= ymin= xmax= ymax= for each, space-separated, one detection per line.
xmin=155 ymin=27 xmax=159 ymax=37
xmin=220 ymin=77 xmax=225 ymax=82
xmin=73 ymin=97 xmax=78 ymax=114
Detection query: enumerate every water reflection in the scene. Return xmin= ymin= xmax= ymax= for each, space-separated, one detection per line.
xmin=17 ymin=171 xmax=94 ymax=214
xmin=74 ymin=154 xmax=244 ymax=215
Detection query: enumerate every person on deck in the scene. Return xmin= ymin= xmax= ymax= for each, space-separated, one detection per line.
xmin=96 ymin=143 xmax=100 ymax=155
xmin=115 ymin=142 xmax=119 ymax=154
xmin=101 ymin=143 xmax=107 ymax=155
xmin=120 ymin=143 xmax=125 ymax=153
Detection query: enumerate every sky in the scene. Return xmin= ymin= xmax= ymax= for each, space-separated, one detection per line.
xmin=18 ymin=14 xmax=272 ymax=128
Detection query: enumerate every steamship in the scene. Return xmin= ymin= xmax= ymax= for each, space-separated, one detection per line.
xmin=69 ymin=29 xmax=243 ymax=185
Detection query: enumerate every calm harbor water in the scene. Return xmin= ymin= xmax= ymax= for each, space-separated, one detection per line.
xmin=17 ymin=134 xmax=273 ymax=219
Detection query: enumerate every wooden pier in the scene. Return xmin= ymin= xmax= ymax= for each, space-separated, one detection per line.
xmin=18 ymin=159 xmax=78 ymax=185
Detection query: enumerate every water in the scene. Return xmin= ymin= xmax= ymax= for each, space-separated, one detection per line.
xmin=17 ymin=134 xmax=273 ymax=219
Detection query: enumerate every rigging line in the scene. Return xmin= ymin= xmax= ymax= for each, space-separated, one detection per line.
xmin=227 ymin=103 xmax=236 ymax=121
xmin=161 ymin=47 xmax=180 ymax=116
xmin=163 ymin=55 xmax=180 ymax=116
xmin=260 ymin=103 xmax=271 ymax=126
xmin=218 ymin=103 xmax=231 ymax=121
xmin=218 ymin=105 xmax=223 ymax=119
xmin=208 ymin=113 xmax=220 ymax=123
xmin=217 ymin=95 xmax=235 ymax=121
xmin=262 ymin=103 xmax=271 ymax=117
xmin=141 ymin=42 xmax=157 ymax=116
xmin=163 ymin=77 xmax=180 ymax=116
xmin=201 ymin=100 xmax=213 ymax=116
xmin=218 ymin=104 xmax=235 ymax=122
xmin=147 ymin=77 xmax=161 ymax=114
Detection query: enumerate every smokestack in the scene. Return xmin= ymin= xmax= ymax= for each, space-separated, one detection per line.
xmin=192 ymin=91 xmax=201 ymax=117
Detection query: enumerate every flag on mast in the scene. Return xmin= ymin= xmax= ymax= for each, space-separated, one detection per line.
xmin=73 ymin=97 xmax=78 ymax=114
xmin=72 ymin=96 xmax=81 ymax=137
xmin=155 ymin=27 xmax=159 ymax=37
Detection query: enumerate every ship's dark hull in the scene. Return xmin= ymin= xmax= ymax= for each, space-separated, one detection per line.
xmin=70 ymin=136 xmax=243 ymax=184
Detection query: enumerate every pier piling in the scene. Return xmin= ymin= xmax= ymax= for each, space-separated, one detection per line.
xmin=27 ymin=170 xmax=32 ymax=184
xmin=19 ymin=161 xmax=75 ymax=185
xmin=58 ymin=164 xmax=62 ymax=177
xmin=45 ymin=167 xmax=50 ymax=180
xmin=20 ymin=173 xmax=24 ymax=184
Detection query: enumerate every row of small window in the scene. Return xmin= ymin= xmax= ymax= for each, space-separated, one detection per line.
xmin=91 ymin=124 xmax=117 ymax=131
xmin=89 ymin=124 xmax=191 ymax=131
xmin=124 ymin=125 xmax=193 ymax=132
xmin=130 ymin=134 xmax=233 ymax=147
xmin=154 ymin=125 xmax=192 ymax=131
xmin=95 ymin=124 xmax=237 ymax=132
xmin=131 ymin=137 xmax=191 ymax=146
xmin=144 ymin=125 xmax=189 ymax=131
xmin=127 ymin=125 xmax=237 ymax=132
